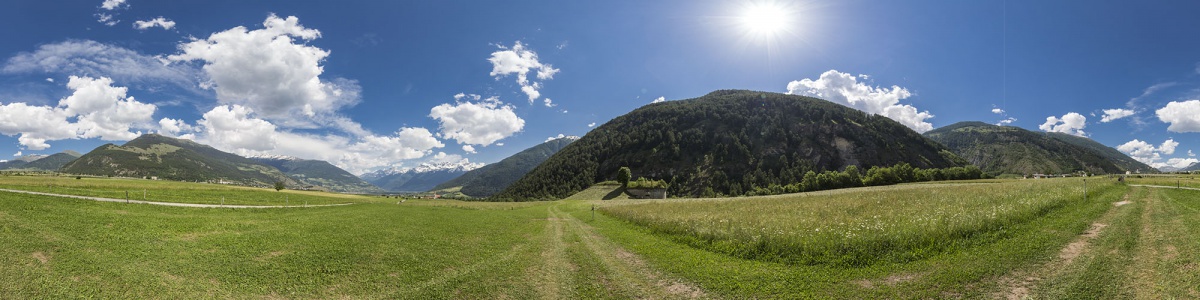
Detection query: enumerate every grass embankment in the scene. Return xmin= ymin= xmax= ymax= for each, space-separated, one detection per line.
xmin=0 ymin=175 xmax=369 ymax=205
xmin=579 ymin=178 xmax=1128 ymax=298
xmin=0 ymin=192 xmax=549 ymax=298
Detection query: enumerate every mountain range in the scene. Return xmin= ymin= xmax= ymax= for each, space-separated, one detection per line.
xmin=360 ymin=160 xmax=485 ymax=192
xmin=0 ymin=151 xmax=80 ymax=171
xmin=250 ymin=156 xmax=383 ymax=194
xmin=6 ymin=91 xmax=1161 ymax=198
xmin=433 ymin=137 xmax=575 ymax=197
xmin=59 ymin=134 xmax=386 ymax=193
xmin=924 ymin=122 xmax=1151 ymax=176
xmin=62 ymin=134 xmax=300 ymax=187
xmin=493 ymin=90 xmax=969 ymax=200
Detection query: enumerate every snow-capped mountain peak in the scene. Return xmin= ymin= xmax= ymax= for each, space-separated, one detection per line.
xmin=248 ymin=154 xmax=301 ymax=161
xmin=358 ymin=160 xmax=485 ymax=179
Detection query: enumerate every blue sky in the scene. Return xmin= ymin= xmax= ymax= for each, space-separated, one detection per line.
xmin=1 ymin=0 xmax=1199 ymax=173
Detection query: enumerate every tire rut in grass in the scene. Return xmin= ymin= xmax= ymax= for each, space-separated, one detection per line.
xmin=550 ymin=204 xmax=706 ymax=299
xmin=1128 ymin=186 xmax=1200 ymax=299
xmin=532 ymin=206 xmax=572 ymax=300
xmin=1128 ymin=186 xmax=1160 ymax=299
xmin=997 ymin=190 xmax=1130 ymax=300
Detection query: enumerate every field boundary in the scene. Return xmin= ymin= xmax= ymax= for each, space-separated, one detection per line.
xmin=0 ymin=188 xmax=355 ymax=209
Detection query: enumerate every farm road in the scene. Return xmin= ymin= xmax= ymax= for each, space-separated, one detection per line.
xmin=999 ymin=185 xmax=1200 ymax=299
xmin=0 ymin=188 xmax=354 ymax=209
xmin=532 ymin=203 xmax=706 ymax=299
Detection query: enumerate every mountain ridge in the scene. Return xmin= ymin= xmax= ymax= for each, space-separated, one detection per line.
xmin=494 ymin=90 xmax=968 ymax=200
xmin=61 ymin=134 xmax=299 ymax=187
xmin=924 ymin=121 xmax=1133 ymax=176
xmin=361 ymin=160 xmax=485 ymax=192
xmin=251 ymin=156 xmax=383 ymax=194
xmin=434 ymin=137 xmax=575 ymax=197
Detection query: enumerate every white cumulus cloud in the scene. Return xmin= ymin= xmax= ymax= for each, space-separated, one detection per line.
xmin=1118 ymin=138 xmax=1190 ymax=170
xmin=100 ymin=0 xmax=126 ymax=10
xmin=196 ymin=105 xmax=278 ymax=151
xmin=169 ymin=14 xmax=361 ymax=127
xmin=429 ymin=97 xmax=524 ymax=146
xmin=488 ymin=41 xmax=559 ymax=103
xmin=1100 ymin=108 xmax=1135 ymax=123
xmin=991 ymin=108 xmax=1004 ymax=114
xmin=545 ymin=133 xmax=580 ymax=142
xmin=1155 ymin=100 xmax=1200 ymax=132
xmin=64 ymin=76 xmax=157 ymax=141
xmin=786 ymin=70 xmax=934 ymax=133
xmin=1164 ymin=158 xmax=1199 ymax=170
xmin=996 ymin=117 xmax=1016 ymax=126
xmin=543 ymin=98 xmax=555 ymax=107
xmin=157 ymin=118 xmax=195 ymax=138
xmin=134 ymin=17 xmax=176 ymax=31
xmin=193 ymin=105 xmax=444 ymax=174
xmin=462 ymin=145 xmax=476 ymax=154
xmin=588 ymin=122 xmax=596 ymax=128
xmin=1038 ymin=112 xmax=1087 ymax=137
xmin=651 ymin=96 xmax=665 ymax=104
xmin=0 ymin=76 xmax=155 ymax=150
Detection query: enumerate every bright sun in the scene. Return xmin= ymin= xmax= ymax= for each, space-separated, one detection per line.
xmin=740 ymin=3 xmax=789 ymax=37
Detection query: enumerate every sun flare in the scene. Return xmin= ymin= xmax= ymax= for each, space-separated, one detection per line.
xmin=740 ymin=2 xmax=789 ymax=37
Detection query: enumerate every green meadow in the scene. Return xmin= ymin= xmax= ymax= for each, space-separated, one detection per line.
xmin=0 ymin=175 xmax=368 ymax=206
xmin=3 ymin=175 xmax=1198 ymax=298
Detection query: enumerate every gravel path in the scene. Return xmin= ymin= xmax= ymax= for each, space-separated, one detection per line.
xmin=0 ymin=188 xmax=355 ymax=209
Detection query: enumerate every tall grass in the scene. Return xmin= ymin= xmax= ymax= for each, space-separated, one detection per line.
xmin=601 ymin=178 xmax=1123 ymax=266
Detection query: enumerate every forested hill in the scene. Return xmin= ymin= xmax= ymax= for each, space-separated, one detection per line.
xmin=923 ymin=121 xmax=1127 ymax=176
xmin=61 ymin=134 xmax=299 ymax=187
xmin=1042 ymin=132 xmax=1156 ymax=173
xmin=20 ymin=152 xmax=81 ymax=171
xmin=251 ymin=156 xmax=384 ymax=194
xmin=433 ymin=137 xmax=575 ymax=197
xmin=493 ymin=90 xmax=967 ymax=200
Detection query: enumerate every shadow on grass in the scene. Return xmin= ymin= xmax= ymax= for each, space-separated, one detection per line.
xmin=603 ymin=186 xmax=626 ymax=200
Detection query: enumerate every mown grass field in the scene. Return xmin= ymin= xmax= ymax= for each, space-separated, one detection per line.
xmin=0 ymin=174 xmax=371 ymax=205
xmin=2 ymin=175 xmax=1198 ymax=298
